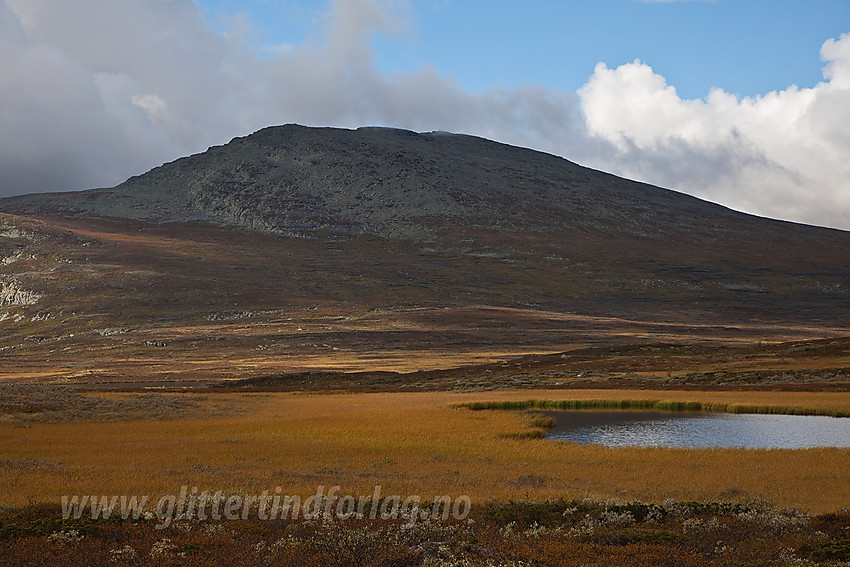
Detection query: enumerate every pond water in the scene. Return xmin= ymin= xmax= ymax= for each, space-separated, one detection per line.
xmin=544 ymin=410 xmax=850 ymax=449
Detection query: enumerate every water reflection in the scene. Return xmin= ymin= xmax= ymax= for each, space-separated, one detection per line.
xmin=544 ymin=410 xmax=850 ymax=449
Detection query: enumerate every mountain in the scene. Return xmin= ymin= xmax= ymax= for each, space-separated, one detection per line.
xmin=0 ymin=124 xmax=820 ymax=239
xmin=1 ymin=125 xmax=849 ymax=387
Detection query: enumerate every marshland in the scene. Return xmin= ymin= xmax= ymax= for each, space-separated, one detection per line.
xmin=3 ymin=388 xmax=850 ymax=510
xmin=2 ymin=387 xmax=850 ymax=565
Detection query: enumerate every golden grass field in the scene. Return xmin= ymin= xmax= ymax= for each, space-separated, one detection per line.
xmin=2 ymin=389 xmax=849 ymax=513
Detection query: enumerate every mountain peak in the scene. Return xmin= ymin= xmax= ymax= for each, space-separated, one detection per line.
xmin=0 ymin=124 xmax=833 ymax=243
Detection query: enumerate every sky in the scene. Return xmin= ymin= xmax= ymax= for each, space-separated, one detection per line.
xmin=1 ymin=1 xmax=849 ymax=230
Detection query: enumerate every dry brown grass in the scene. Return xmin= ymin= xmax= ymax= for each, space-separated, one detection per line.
xmin=1 ymin=389 xmax=849 ymax=512
xmin=4 ymin=213 xmax=850 ymax=388
xmin=0 ymin=385 xmax=244 ymax=425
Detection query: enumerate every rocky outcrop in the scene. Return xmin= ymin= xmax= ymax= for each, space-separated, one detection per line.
xmin=0 ymin=279 xmax=42 ymax=306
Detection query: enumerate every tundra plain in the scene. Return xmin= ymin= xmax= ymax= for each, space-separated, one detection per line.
xmin=1 ymin=126 xmax=849 ymax=565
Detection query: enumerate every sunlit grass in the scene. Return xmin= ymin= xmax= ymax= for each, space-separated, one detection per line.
xmin=1 ymin=389 xmax=849 ymax=512
xmin=456 ymin=398 xmax=850 ymax=417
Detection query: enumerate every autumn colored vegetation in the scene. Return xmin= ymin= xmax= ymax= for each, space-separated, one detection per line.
xmin=2 ymin=498 xmax=850 ymax=566
xmin=2 ymin=389 xmax=849 ymax=511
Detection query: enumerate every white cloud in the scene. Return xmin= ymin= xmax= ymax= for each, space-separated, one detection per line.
xmin=0 ymin=0 xmax=848 ymax=230
xmin=576 ymin=35 xmax=850 ymax=229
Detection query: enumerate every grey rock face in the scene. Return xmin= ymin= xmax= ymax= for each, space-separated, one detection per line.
xmin=0 ymin=124 xmax=762 ymax=240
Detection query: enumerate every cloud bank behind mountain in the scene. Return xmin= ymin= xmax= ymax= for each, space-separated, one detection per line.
xmin=1 ymin=0 xmax=848 ymax=230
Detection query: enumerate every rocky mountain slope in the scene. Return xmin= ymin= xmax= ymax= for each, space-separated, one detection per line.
xmin=0 ymin=124 xmax=823 ymax=242
xmin=1 ymin=125 xmax=849 ymax=386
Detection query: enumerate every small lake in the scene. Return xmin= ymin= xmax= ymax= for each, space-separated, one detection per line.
xmin=544 ymin=410 xmax=850 ymax=449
